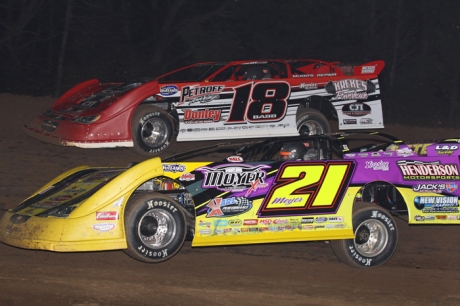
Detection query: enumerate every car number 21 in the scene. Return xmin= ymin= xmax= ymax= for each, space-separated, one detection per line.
xmin=258 ymin=161 xmax=355 ymax=217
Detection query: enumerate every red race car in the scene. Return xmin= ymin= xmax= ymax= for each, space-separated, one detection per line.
xmin=24 ymin=59 xmax=385 ymax=156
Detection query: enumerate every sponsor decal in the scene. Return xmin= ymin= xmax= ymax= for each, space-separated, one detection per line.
xmin=112 ymin=196 xmax=124 ymax=207
xmin=9 ymin=214 xmax=31 ymax=224
xmin=146 ymin=200 xmax=178 ymax=212
xmin=273 ymin=219 xmax=288 ymax=225
xmin=314 ymin=225 xmax=325 ymax=229
xmin=436 ymin=215 xmax=447 ymax=220
xmin=365 ymin=160 xmax=389 ymax=171
xmin=163 ymin=163 xmax=186 ymax=173
xmin=361 ymin=66 xmax=376 ymax=74
xmin=425 ymin=215 xmax=436 ymax=221
xmin=268 ymin=226 xmax=277 ymax=231
xmin=241 ymin=228 xmax=249 ymax=232
xmin=328 ymin=216 xmax=344 ymax=222
xmin=181 ymin=85 xmax=224 ymax=102
xmin=302 ymin=225 xmax=314 ymax=230
xmin=414 ymin=215 xmax=425 ymax=221
xmin=326 ymin=79 xmax=376 ymax=101
xmin=228 ymin=219 xmax=242 ymax=226
xmin=435 ymin=145 xmax=458 ymax=155
xmin=448 ymin=215 xmax=457 ymax=220
xmin=397 ymin=160 xmax=459 ymax=180
xmin=248 ymin=227 xmax=259 ymax=232
xmin=199 ymin=229 xmax=211 ymax=235
xmin=301 ymin=217 xmax=314 ymax=223
xmin=412 ymin=183 xmax=458 ymax=193
xmin=198 ymin=164 xmax=270 ymax=192
xmin=183 ymin=109 xmax=221 ymax=123
xmin=186 ymin=94 xmax=220 ymax=104
xmin=343 ymin=119 xmax=357 ymax=125
xmin=227 ymin=156 xmax=244 ymax=163
xmin=269 ymin=197 xmax=303 ymax=206
xmin=414 ymin=196 xmax=459 ymax=212
xmin=299 ymin=82 xmax=318 ymax=90
xmin=360 ymin=118 xmax=373 ymax=124
xmin=215 ymin=229 xmax=223 ymax=234
xmin=293 ymin=74 xmax=314 ymax=78
xmin=96 ymin=211 xmax=119 ymax=220
xmin=214 ymin=220 xmax=228 ymax=227
xmin=160 ymin=85 xmax=178 ymax=96
xmin=397 ymin=148 xmax=415 ymax=157
xmin=92 ymin=223 xmax=115 ymax=232
xmin=325 ymin=224 xmax=335 ymax=228
xmin=342 ymin=102 xmax=372 ymax=117
xmin=179 ymin=173 xmax=195 ymax=181
xmin=206 ymin=196 xmax=252 ymax=217
xmin=334 ymin=224 xmax=345 ymax=228
xmin=259 ymin=219 xmax=272 ymax=225
xmin=198 ymin=220 xmax=211 ymax=227
xmin=259 ymin=227 xmax=269 ymax=232
xmin=244 ymin=219 xmax=258 ymax=226
xmin=315 ymin=217 xmax=327 ymax=223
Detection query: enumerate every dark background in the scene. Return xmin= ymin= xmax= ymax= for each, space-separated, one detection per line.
xmin=0 ymin=0 xmax=459 ymax=127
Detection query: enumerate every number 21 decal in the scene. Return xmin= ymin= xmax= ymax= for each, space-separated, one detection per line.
xmin=226 ymin=81 xmax=291 ymax=123
xmin=258 ymin=161 xmax=355 ymax=217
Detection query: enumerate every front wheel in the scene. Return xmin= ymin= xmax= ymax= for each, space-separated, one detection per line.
xmin=124 ymin=193 xmax=186 ymax=263
xmin=296 ymin=108 xmax=330 ymax=135
xmin=331 ymin=203 xmax=398 ymax=268
xmin=131 ymin=105 xmax=174 ymax=156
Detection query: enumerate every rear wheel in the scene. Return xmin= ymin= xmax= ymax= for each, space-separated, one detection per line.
xmin=331 ymin=203 xmax=398 ymax=268
xmin=124 ymin=193 xmax=186 ymax=263
xmin=296 ymin=108 xmax=330 ymax=135
xmin=131 ymin=105 xmax=174 ymax=156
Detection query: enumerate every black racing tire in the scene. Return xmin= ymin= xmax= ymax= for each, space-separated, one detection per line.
xmin=124 ymin=193 xmax=186 ymax=263
xmin=296 ymin=108 xmax=330 ymax=135
xmin=131 ymin=105 xmax=174 ymax=156
xmin=331 ymin=202 xmax=398 ymax=268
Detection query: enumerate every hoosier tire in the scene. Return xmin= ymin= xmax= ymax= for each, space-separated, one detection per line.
xmin=124 ymin=193 xmax=186 ymax=263
xmin=131 ymin=105 xmax=174 ymax=156
xmin=331 ymin=203 xmax=398 ymax=268
xmin=296 ymin=108 xmax=330 ymax=135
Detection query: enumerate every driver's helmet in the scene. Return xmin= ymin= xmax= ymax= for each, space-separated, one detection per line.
xmin=242 ymin=66 xmax=270 ymax=80
xmin=279 ymin=141 xmax=318 ymax=161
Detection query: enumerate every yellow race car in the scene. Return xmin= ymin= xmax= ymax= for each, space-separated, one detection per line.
xmin=0 ymin=135 xmax=398 ymax=268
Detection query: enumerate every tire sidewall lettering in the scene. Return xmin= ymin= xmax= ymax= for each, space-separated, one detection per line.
xmin=145 ymin=199 xmax=178 ymax=214
xmin=347 ymin=209 xmax=396 ymax=267
xmin=140 ymin=112 xmax=161 ymax=125
xmin=137 ymin=245 xmax=169 ymax=258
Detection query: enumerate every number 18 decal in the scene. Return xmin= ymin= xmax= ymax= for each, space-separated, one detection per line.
xmin=226 ymin=81 xmax=290 ymax=123
xmin=258 ymin=161 xmax=354 ymax=217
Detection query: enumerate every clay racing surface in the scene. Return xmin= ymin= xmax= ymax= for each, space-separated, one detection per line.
xmin=1 ymin=93 xmax=460 ymax=305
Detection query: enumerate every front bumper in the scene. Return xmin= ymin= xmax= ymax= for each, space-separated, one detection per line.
xmin=0 ymin=211 xmax=127 ymax=252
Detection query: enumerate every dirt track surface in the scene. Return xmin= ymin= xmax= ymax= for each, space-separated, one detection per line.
xmin=1 ymin=93 xmax=460 ymax=305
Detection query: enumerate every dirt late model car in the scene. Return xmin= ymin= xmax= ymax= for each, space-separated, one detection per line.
xmin=0 ymin=132 xmax=437 ymax=270
xmin=23 ymin=59 xmax=385 ymax=156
